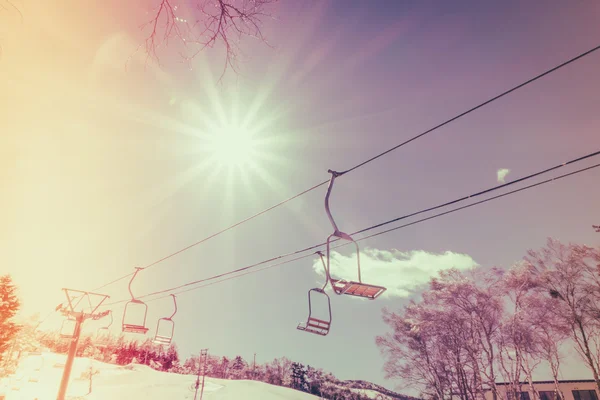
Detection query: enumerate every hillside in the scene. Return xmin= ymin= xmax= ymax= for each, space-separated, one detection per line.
xmin=0 ymin=351 xmax=321 ymax=399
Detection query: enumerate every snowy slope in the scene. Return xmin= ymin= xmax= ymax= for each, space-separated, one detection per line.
xmin=0 ymin=351 xmax=322 ymax=400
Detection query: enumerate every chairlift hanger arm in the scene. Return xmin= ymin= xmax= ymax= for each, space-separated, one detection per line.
xmin=128 ymin=267 xmax=144 ymax=301
xmin=325 ymin=170 xmax=344 ymax=236
xmin=316 ymin=251 xmax=329 ymax=291
xmin=101 ymin=310 xmax=113 ymax=329
xmin=168 ymin=294 xmax=177 ymax=320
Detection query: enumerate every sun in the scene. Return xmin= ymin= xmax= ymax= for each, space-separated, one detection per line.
xmin=206 ymin=123 xmax=258 ymax=169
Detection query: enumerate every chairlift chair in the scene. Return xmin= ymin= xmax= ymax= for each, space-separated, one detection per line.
xmin=324 ymin=170 xmax=387 ymax=300
xmin=297 ymin=252 xmax=332 ymax=336
xmin=153 ymin=294 xmax=177 ymax=346
xmin=122 ymin=268 xmax=149 ymax=334
xmin=60 ymin=317 xmax=76 ymax=338
xmin=96 ymin=310 xmax=113 ymax=348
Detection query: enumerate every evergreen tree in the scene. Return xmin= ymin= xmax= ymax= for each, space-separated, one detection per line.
xmin=220 ymin=356 xmax=230 ymax=379
xmin=138 ymin=338 xmax=154 ymax=365
xmin=291 ymin=362 xmax=308 ymax=391
xmin=305 ymin=365 xmax=324 ymax=396
xmin=76 ymin=336 xmax=93 ymax=357
xmin=0 ymin=275 xmax=21 ymax=362
xmin=116 ymin=340 xmax=138 ymax=365
xmin=160 ymin=343 xmax=180 ymax=371
xmin=230 ymin=355 xmax=247 ymax=379
xmin=183 ymin=355 xmax=198 ymax=374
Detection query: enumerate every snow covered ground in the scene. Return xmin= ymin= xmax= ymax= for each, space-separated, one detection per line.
xmin=0 ymin=351 xmax=322 ymax=399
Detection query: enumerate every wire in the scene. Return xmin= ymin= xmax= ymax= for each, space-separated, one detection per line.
xmin=105 ymin=252 xmax=313 ymax=308
xmin=353 ymin=149 xmax=600 ymax=235
xmin=357 ymin=162 xmax=600 ymax=242
xmin=92 ymin=44 xmax=600 ymax=293
xmin=102 ymin=151 xmax=600 ymax=307
xmin=109 ymin=161 xmax=600 ymax=307
xmin=339 ymin=44 xmax=600 ymax=175
xmin=92 ymin=179 xmax=329 ymax=291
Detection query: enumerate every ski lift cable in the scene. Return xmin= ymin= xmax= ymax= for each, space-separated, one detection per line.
xmin=91 ymin=179 xmax=329 ymax=291
xmin=102 ymin=154 xmax=600 ymax=307
xmin=337 ymin=44 xmax=600 ymax=176
xmin=108 ymin=161 xmax=600 ymax=308
xmin=90 ymin=44 xmax=600 ymax=294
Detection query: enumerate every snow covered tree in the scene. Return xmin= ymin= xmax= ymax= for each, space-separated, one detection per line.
xmin=305 ymin=365 xmax=325 ymax=396
xmin=0 ymin=274 xmax=20 ymax=363
xmin=76 ymin=336 xmax=94 ymax=357
xmin=230 ymin=355 xmax=248 ymax=379
xmin=525 ymin=238 xmax=600 ymax=394
xmin=219 ymin=356 xmax=230 ymax=379
xmin=116 ymin=340 xmax=139 ymax=365
xmin=160 ymin=343 xmax=180 ymax=372
xmin=291 ymin=362 xmax=308 ymax=391
xmin=137 ymin=338 xmax=154 ymax=365
xmin=264 ymin=357 xmax=292 ymax=387
xmin=377 ymin=267 xmax=504 ymax=400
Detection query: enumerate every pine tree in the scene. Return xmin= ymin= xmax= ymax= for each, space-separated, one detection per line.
xmin=220 ymin=356 xmax=230 ymax=379
xmin=230 ymin=355 xmax=247 ymax=379
xmin=291 ymin=362 xmax=308 ymax=391
xmin=305 ymin=365 xmax=324 ymax=395
xmin=0 ymin=275 xmax=21 ymax=362
xmin=160 ymin=344 xmax=180 ymax=371
xmin=76 ymin=336 xmax=93 ymax=357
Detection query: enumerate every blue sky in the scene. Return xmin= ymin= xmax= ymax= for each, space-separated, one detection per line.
xmin=1 ymin=0 xmax=600 ymax=391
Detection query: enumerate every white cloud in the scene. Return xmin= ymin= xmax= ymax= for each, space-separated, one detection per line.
xmin=311 ymin=248 xmax=479 ymax=299
xmin=497 ymin=168 xmax=511 ymax=183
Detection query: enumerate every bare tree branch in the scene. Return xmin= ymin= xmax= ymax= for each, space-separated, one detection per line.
xmin=0 ymin=0 xmax=22 ymax=20
xmin=139 ymin=0 xmax=278 ymax=81
xmin=0 ymin=0 xmax=24 ymax=59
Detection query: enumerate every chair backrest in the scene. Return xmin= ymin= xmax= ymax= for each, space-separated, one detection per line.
xmin=60 ymin=319 xmax=76 ymax=338
xmin=298 ymin=288 xmax=332 ymax=336
xmin=154 ymin=318 xmax=175 ymax=344
xmin=122 ymin=300 xmax=148 ymax=333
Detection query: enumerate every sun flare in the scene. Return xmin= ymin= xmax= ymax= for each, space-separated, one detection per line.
xmin=206 ymin=124 xmax=258 ymax=169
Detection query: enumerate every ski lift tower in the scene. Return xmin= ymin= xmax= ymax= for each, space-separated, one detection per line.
xmin=193 ymin=349 xmax=209 ymax=400
xmin=55 ymin=289 xmax=110 ymax=400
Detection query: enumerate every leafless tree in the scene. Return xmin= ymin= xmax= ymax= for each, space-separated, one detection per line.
xmin=139 ymin=0 xmax=278 ymax=80
xmin=526 ymin=238 xmax=600 ymax=394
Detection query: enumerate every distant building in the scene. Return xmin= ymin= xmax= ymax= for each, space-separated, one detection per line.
xmin=484 ymin=380 xmax=598 ymax=400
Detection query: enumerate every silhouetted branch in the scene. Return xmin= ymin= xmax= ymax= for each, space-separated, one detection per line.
xmin=140 ymin=0 xmax=277 ymax=81
xmin=0 ymin=0 xmax=24 ymax=58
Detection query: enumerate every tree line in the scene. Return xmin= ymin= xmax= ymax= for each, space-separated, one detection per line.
xmin=377 ymin=238 xmax=600 ymax=400
xmin=34 ymin=330 xmax=398 ymax=400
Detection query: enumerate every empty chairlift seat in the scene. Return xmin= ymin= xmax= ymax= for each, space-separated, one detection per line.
xmin=329 ymin=278 xmax=386 ymax=299
xmin=297 ymin=288 xmax=332 ymax=336
xmin=323 ymin=170 xmax=387 ymax=301
xmin=297 ymin=252 xmax=333 ymax=336
xmin=60 ymin=318 xmax=76 ymax=338
xmin=122 ymin=299 xmax=149 ymax=334
xmin=96 ymin=310 xmax=113 ymax=348
xmin=153 ymin=294 xmax=177 ymax=346
xmin=122 ymin=268 xmax=150 ymax=334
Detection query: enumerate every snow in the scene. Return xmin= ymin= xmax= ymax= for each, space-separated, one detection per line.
xmin=0 ymin=351 xmax=322 ymax=399
xmin=349 ymin=388 xmax=389 ymax=399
